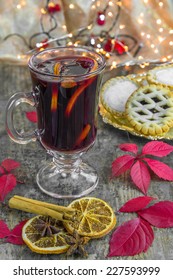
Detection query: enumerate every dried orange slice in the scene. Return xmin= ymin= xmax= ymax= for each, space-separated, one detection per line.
xmin=22 ymin=197 xmax=116 ymax=254
xmin=64 ymin=197 xmax=116 ymax=238
xmin=22 ymin=215 xmax=72 ymax=254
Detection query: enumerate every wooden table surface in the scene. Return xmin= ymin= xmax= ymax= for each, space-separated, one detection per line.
xmin=0 ymin=62 xmax=173 ymax=260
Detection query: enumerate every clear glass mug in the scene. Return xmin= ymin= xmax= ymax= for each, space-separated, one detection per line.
xmin=5 ymin=46 xmax=106 ymax=199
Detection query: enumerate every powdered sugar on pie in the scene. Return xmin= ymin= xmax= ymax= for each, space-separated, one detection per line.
xmin=100 ymin=77 xmax=139 ymax=116
xmin=147 ymin=64 xmax=173 ymax=87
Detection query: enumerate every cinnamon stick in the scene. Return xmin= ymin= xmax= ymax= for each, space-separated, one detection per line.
xmin=12 ymin=195 xmax=75 ymax=213
xmin=8 ymin=196 xmax=75 ymax=221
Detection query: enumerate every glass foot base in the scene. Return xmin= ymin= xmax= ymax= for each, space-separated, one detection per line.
xmin=36 ymin=160 xmax=99 ymax=199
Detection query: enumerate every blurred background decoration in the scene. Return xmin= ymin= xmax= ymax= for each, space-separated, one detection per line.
xmin=1 ymin=0 xmax=173 ymax=68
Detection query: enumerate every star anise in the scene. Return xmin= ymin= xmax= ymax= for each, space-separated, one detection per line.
xmin=64 ymin=230 xmax=90 ymax=257
xmin=35 ymin=216 xmax=63 ymax=237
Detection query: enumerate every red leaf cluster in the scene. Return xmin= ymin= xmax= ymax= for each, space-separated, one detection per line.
xmin=112 ymin=141 xmax=173 ymax=194
xmin=0 ymin=220 xmax=27 ymax=245
xmin=108 ymin=197 xmax=173 ymax=257
xmin=0 ymin=159 xmax=26 ymax=246
xmin=0 ymin=159 xmax=20 ymax=202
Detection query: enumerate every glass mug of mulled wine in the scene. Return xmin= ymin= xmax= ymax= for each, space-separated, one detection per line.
xmin=5 ymin=46 xmax=106 ymax=198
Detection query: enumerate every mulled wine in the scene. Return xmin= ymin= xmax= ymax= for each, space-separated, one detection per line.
xmin=30 ymin=55 xmax=101 ymax=153
xmin=6 ymin=47 xmax=105 ymax=198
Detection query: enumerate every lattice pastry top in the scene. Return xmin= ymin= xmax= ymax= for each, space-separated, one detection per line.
xmin=125 ymin=85 xmax=173 ymax=136
xmin=100 ymin=76 xmax=139 ymax=117
xmin=147 ymin=64 xmax=173 ymax=89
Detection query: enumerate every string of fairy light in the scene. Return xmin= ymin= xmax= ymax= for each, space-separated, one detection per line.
xmin=2 ymin=0 xmax=173 ymax=68
xmin=136 ymin=0 xmax=173 ymax=63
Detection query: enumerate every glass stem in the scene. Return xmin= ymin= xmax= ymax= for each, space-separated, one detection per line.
xmin=52 ymin=152 xmax=83 ymax=173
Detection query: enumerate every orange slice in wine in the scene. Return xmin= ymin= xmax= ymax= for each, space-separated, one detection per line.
xmin=65 ymin=77 xmax=96 ymax=116
xmin=54 ymin=62 xmax=61 ymax=75
xmin=51 ymin=84 xmax=58 ymax=112
xmin=61 ymin=80 xmax=77 ymax=88
xmin=54 ymin=62 xmax=77 ymax=88
xmin=75 ymin=124 xmax=91 ymax=146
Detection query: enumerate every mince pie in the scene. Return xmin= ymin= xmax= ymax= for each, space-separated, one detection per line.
xmin=125 ymin=85 xmax=173 ymax=136
xmin=100 ymin=76 xmax=139 ymax=117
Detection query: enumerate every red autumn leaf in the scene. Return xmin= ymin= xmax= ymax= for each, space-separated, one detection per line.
xmin=119 ymin=143 xmax=138 ymax=154
xmin=0 ymin=220 xmax=11 ymax=238
xmin=130 ymin=160 xmax=151 ymax=194
xmin=144 ymin=158 xmax=173 ymax=181
xmin=112 ymin=155 xmax=135 ymax=177
xmin=142 ymin=141 xmax=173 ymax=157
xmin=108 ymin=217 xmax=154 ymax=257
xmin=138 ymin=201 xmax=173 ymax=228
xmin=0 ymin=174 xmax=16 ymax=202
xmin=139 ymin=218 xmax=155 ymax=251
xmin=1 ymin=158 xmax=20 ymax=172
xmin=119 ymin=196 xmax=156 ymax=213
xmin=6 ymin=220 xmax=27 ymax=245
xmin=26 ymin=111 xmax=38 ymax=123
xmin=0 ymin=166 xmax=5 ymax=175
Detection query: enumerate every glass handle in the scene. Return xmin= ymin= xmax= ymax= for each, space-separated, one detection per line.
xmin=5 ymin=91 xmax=38 ymax=144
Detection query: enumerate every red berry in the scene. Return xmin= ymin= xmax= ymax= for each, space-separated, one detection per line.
xmin=97 ymin=12 xmax=105 ymax=26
